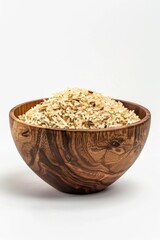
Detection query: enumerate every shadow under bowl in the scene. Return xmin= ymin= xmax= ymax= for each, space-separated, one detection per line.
xmin=9 ymin=98 xmax=151 ymax=194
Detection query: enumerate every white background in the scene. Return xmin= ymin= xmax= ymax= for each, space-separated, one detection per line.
xmin=0 ymin=0 xmax=160 ymax=239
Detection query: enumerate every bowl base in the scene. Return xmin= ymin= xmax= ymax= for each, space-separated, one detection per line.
xmin=58 ymin=187 xmax=106 ymax=195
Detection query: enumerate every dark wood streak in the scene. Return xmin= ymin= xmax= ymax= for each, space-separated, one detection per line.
xmin=9 ymin=98 xmax=151 ymax=194
xmin=21 ymin=130 xmax=30 ymax=137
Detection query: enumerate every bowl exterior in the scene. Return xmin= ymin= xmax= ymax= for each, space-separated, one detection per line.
xmin=9 ymin=116 xmax=150 ymax=194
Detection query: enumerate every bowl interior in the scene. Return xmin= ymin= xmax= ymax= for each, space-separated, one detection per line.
xmin=121 ymin=101 xmax=147 ymax=119
xmin=14 ymin=99 xmax=43 ymax=117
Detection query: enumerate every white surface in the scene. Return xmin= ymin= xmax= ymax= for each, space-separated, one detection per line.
xmin=0 ymin=1 xmax=160 ymax=239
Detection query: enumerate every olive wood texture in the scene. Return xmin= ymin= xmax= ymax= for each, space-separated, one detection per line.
xmin=9 ymin=99 xmax=151 ymax=194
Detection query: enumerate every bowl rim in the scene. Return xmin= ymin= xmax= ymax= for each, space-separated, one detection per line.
xmin=9 ymin=98 xmax=151 ymax=132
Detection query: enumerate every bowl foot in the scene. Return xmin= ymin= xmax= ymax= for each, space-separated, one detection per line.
xmin=58 ymin=187 xmax=107 ymax=195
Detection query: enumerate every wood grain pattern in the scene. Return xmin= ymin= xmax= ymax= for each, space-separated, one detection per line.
xmin=9 ymin=99 xmax=151 ymax=194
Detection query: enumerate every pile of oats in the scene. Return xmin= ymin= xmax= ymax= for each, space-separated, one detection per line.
xmin=18 ymin=88 xmax=140 ymax=129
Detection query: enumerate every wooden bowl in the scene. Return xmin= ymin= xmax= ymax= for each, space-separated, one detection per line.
xmin=9 ymin=98 xmax=151 ymax=194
